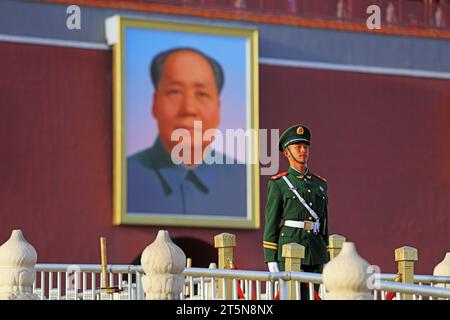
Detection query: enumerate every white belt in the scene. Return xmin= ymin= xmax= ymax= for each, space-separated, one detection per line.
xmin=285 ymin=220 xmax=306 ymax=228
xmin=284 ymin=220 xmax=320 ymax=234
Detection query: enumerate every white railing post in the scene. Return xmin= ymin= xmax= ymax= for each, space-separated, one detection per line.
xmin=323 ymin=242 xmax=373 ymax=300
xmin=0 ymin=230 xmax=39 ymax=300
xmin=206 ymin=262 xmax=217 ymax=300
xmin=433 ymin=252 xmax=450 ymax=289
xmin=140 ymin=230 xmax=186 ymax=300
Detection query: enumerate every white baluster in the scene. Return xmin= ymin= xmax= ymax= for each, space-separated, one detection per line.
xmin=0 ymin=230 xmax=39 ymax=300
xmin=141 ymin=230 xmax=186 ymax=300
xmin=323 ymin=242 xmax=373 ymax=300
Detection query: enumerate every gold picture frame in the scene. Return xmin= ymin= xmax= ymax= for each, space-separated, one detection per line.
xmin=106 ymin=16 xmax=259 ymax=229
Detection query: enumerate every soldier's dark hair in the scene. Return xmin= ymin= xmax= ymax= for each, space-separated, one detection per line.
xmin=150 ymin=47 xmax=225 ymax=94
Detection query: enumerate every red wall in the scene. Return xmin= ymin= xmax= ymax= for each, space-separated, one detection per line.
xmin=1 ymin=42 xmax=449 ymax=273
xmin=259 ymin=64 xmax=450 ymax=274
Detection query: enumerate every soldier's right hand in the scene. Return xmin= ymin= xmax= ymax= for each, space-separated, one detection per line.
xmin=267 ymin=262 xmax=279 ymax=272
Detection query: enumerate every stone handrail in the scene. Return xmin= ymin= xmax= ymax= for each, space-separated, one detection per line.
xmin=1 ymin=229 xmax=449 ymax=300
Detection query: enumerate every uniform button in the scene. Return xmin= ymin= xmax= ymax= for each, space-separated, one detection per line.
xmin=309 ymin=202 xmax=312 ymax=206
xmin=308 ymin=189 xmax=311 ymax=193
xmin=281 ymin=233 xmax=284 ymax=236
xmin=304 ymin=179 xmax=307 ymax=182
xmin=307 ymin=230 xmax=311 ymax=234
xmin=308 ymin=217 xmax=312 ymax=220
xmin=293 ymin=196 xmax=296 ymax=199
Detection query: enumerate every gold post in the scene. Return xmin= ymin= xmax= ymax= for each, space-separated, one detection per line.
xmin=100 ymin=237 xmax=109 ymax=289
xmin=395 ymin=246 xmax=418 ymax=300
xmin=214 ymin=233 xmax=236 ymax=300
xmin=282 ymin=243 xmax=305 ymax=300
xmin=327 ymin=235 xmax=346 ymax=260
xmin=185 ymin=258 xmax=192 ymax=297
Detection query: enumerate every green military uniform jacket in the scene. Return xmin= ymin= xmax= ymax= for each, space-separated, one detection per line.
xmin=263 ymin=167 xmax=329 ymax=268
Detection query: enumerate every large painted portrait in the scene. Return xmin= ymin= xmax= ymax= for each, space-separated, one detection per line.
xmin=105 ymin=16 xmax=259 ymax=229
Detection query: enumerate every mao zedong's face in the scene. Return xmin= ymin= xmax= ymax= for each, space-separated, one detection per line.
xmin=152 ymin=50 xmax=221 ymax=162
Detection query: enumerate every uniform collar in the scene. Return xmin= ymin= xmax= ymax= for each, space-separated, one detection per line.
xmin=288 ymin=166 xmax=312 ymax=179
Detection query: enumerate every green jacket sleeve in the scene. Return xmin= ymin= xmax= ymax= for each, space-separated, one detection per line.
xmin=263 ymin=180 xmax=283 ymax=263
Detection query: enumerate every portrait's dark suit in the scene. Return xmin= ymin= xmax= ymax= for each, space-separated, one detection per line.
xmin=127 ymin=137 xmax=247 ymax=217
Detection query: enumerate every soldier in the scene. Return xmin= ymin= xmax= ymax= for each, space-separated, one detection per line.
xmin=263 ymin=124 xmax=329 ymax=299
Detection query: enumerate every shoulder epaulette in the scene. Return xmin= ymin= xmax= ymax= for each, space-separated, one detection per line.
xmin=312 ymin=173 xmax=327 ymax=182
xmin=271 ymin=172 xmax=288 ymax=180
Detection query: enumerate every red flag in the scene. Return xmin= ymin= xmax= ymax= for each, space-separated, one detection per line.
xmin=386 ymin=291 xmax=396 ymax=300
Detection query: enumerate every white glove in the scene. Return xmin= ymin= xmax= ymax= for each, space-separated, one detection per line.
xmin=267 ymin=262 xmax=279 ymax=272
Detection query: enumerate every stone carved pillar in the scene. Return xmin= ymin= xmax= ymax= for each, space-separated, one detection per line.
xmin=0 ymin=230 xmax=39 ymax=300
xmin=433 ymin=252 xmax=450 ymax=289
xmin=323 ymin=242 xmax=373 ymax=300
xmin=141 ymin=230 xmax=186 ymax=300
